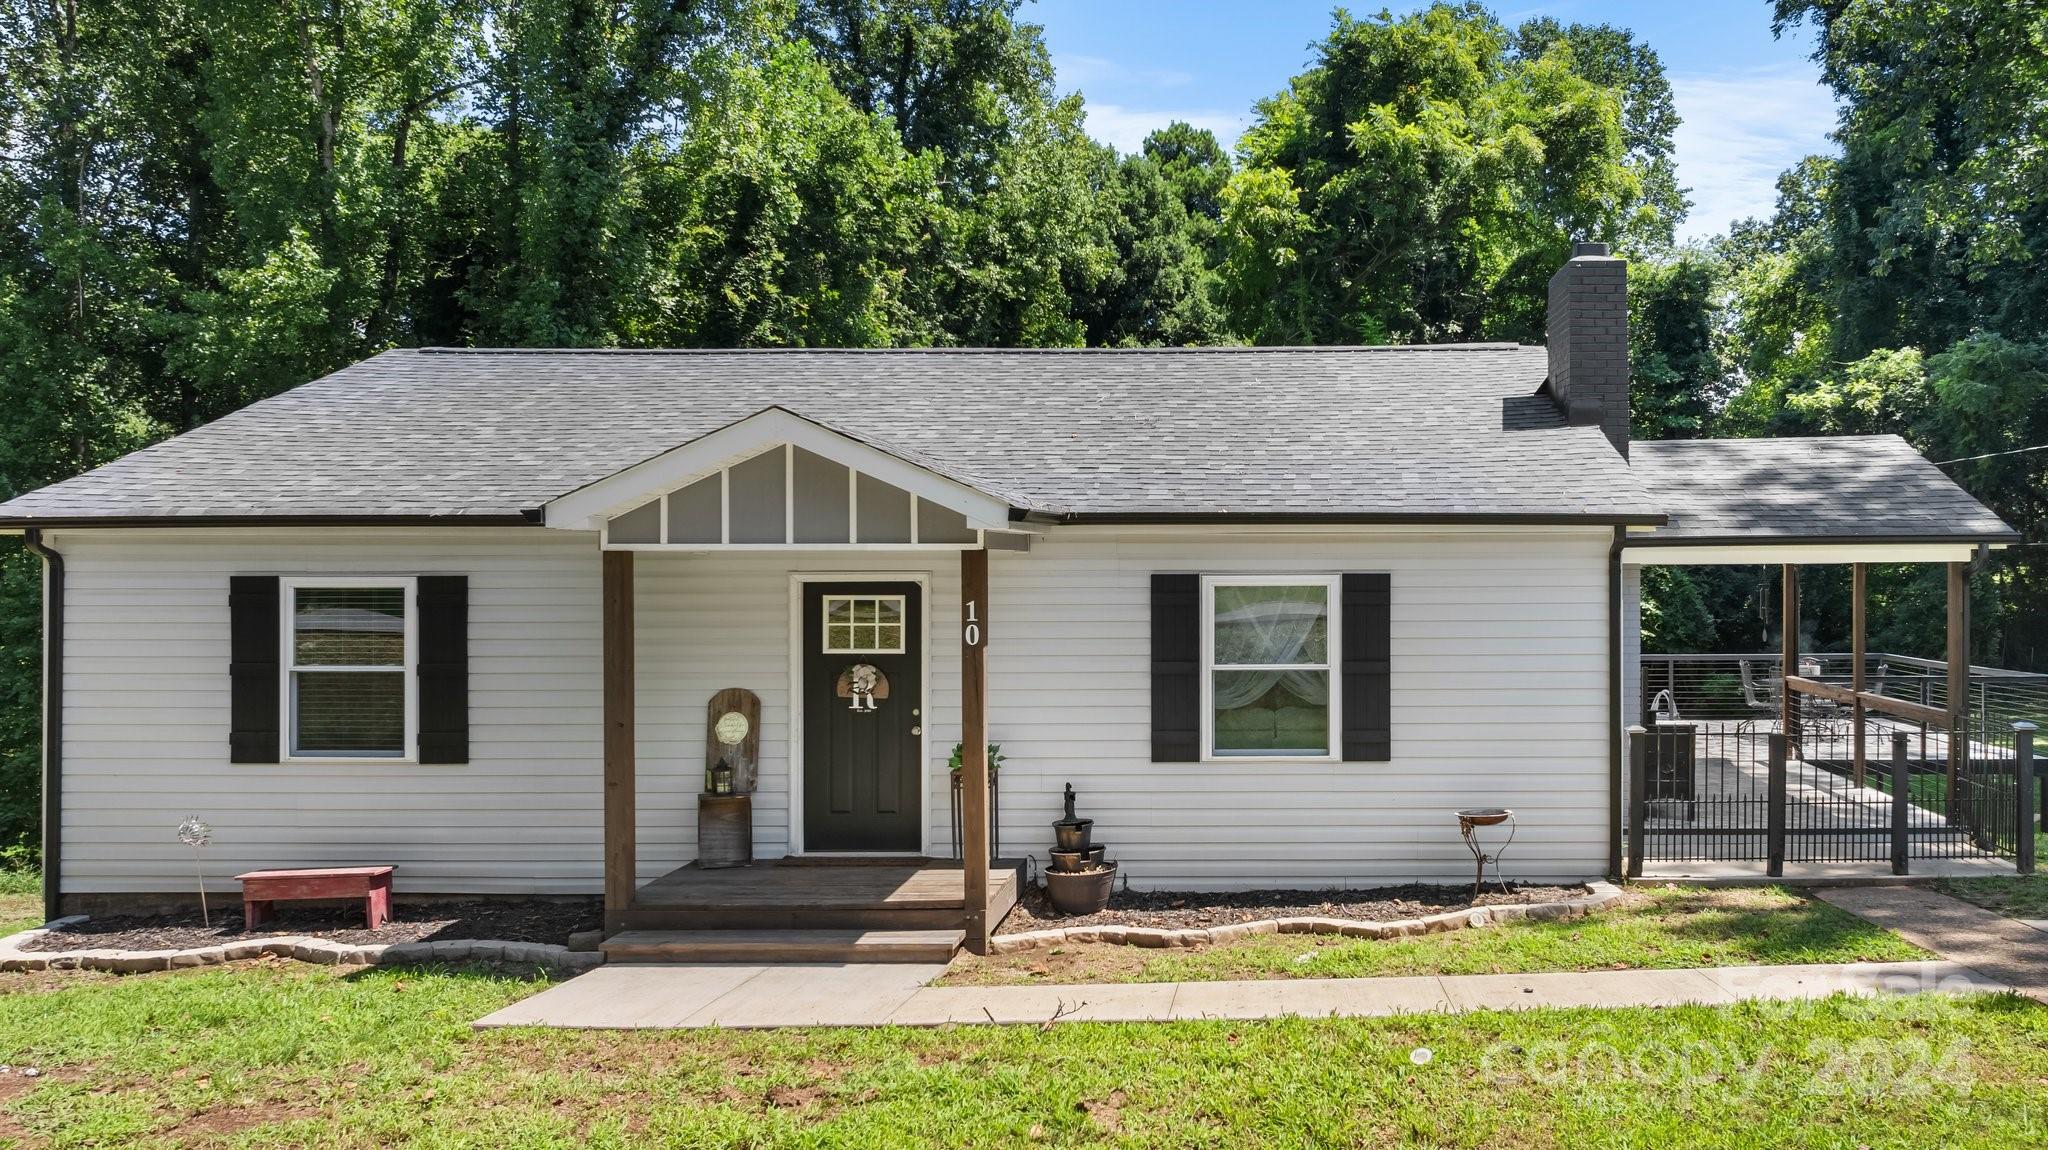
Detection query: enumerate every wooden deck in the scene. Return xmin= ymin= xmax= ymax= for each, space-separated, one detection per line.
xmin=617 ymin=858 xmax=1025 ymax=933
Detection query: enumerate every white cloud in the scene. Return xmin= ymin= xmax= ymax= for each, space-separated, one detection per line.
xmin=1670 ymin=65 xmax=1840 ymax=241
xmin=1053 ymin=53 xmax=1196 ymax=93
xmin=1079 ymin=103 xmax=1250 ymax=157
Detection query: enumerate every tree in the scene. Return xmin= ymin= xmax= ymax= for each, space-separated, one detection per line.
xmin=623 ymin=45 xmax=944 ymax=347
xmin=1773 ymin=0 xmax=2048 ymax=358
xmin=1218 ymin=3 xmax=1667 ymax=345
xmin=1511 ymin=17 xmax=1684 ymax=252
xmin=1141 ymin=121 xmax=1231 ymax=223
xmin=1628 ymin=251 xmax=1728 ymax=440
xmin=1071 ymin=150 xmax=1227 ymax=346
xmin=793 ymin=0 xmax=1051 ymax=190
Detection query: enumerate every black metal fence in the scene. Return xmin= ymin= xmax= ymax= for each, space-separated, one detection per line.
xmin=1631 ymin=653 xmax=2044 ymax=874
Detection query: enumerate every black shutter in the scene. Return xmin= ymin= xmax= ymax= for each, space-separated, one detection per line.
xmin=417 ymin=576 xmax=469 ymax=764
xmin=229 ymin=576 xmax=281 ymax=763
xmin=1342 ymin=573 xmax=1392 ymax=761
xmin=1151 ymin=573 xmax=1201 ymax=762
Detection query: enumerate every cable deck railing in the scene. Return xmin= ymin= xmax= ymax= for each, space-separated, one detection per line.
xmin=1633 ymin=652 xmax=2043 ymax=873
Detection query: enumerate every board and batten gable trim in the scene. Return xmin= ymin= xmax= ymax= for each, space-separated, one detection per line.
xmin=228 ymin=576 xmax=282 ymax=763
xmin=545 ymin=407 xmax=1016 ymax=532
xmin=416 ymin=576 xmax=470 ymax=764
xmin=1341 ymin=573 xmax=1392 ymax=761
xmin=1149 ymin=574 xmax=1201 ymax=762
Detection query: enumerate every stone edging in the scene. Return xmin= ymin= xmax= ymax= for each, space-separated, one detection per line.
xmin=0 ymin=917 xmax=605 ymax=975
xmin=986 ymin=881 xmax=1625 ymax=955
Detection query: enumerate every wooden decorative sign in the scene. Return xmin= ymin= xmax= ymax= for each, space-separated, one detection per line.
xmin=705 ymin=687 xmax=761 ymax=794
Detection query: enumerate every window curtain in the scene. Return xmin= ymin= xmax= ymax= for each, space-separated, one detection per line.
xmin=1212 ymin=586 xmax=1326 ymax=707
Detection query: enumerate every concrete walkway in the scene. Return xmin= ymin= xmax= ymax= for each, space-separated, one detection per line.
xmin=1815 ymin=886 xmax=2048 ymax=1003
xmin=472 ymin=958 xmax=2005 ymax=1031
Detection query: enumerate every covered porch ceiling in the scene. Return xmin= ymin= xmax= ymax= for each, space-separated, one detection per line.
xmin=544 ymin=406 xmax=1031 ymax=551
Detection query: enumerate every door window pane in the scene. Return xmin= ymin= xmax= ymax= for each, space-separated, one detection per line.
xmin=822 ymin=595 xmax=908 ymax=653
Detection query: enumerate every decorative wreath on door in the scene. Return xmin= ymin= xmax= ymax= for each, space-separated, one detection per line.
xmin=836 ymin=663 xmax=890 ymax=712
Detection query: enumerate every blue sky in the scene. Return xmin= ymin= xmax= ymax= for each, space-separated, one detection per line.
xmin=1030 ymin=1 xmax=1840 ymax=242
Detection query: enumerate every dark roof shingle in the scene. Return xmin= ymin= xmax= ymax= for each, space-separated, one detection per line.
xmin=1627 ymin=436 xmax=2016 ymax=543
xmin=0 ymin=345 xmax=1666 ymax=525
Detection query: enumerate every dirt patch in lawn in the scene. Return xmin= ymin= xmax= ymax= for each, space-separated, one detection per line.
xmin=997 ymin=882 xmax=1584 ymax=933
xmin=166 ymin=1101 xmax=326 ymax=1140
xmin=21 ymin=898 xmax=602 ymax=952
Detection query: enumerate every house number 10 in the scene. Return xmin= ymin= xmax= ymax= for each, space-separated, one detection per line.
xmin=963 ymin=600 xmax=982 ymax=647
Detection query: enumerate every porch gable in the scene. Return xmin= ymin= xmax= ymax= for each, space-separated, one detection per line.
xmin=544 ymin=406 xmax=1021 ymax=548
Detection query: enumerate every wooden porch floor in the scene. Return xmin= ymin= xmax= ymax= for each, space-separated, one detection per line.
xmin=619 ymin=858 xmax=1025 ymax=933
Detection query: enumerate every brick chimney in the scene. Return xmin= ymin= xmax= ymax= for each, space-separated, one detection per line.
xmin=1545 ymin=241 xmax=1630 ymax=457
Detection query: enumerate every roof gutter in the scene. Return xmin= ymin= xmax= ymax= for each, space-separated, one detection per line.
xmin=0 ymin=513 xmax=540 ymax=531
xmin=19 ymin=529 xmax=61 ymax=923
xmin=1039 ymin=511 xmax=1668 ymax=528
xmin=1621 ymin=530 xmax=2021 ymax=548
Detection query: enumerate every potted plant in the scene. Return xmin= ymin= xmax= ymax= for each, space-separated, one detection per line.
xmin=948 ymin=743 xmax=1005 ymax=858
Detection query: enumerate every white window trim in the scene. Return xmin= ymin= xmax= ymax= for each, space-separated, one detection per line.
xmin=820 ymin=593 xmax=910 ymax=654
xmin=1199 ymin=574 xmax=1342 ymax=763
xmin=279 ymin=575 xmax=419 ymax=764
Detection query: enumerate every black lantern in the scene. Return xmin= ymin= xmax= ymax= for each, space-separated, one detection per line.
xmin=710 ymin=758 xmax=735 ymax=796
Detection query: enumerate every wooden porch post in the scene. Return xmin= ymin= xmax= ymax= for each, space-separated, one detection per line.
xmin=1780 ymin=565 xmax=1800 ymax=744
xmin=960 ymin=548 xmax=991 ymax=955
xmin=1851 ymin=563 xmax=1867 ymax=786
xmin=603 ymin=551 xmax=636 ymax=934
xmin=1946 ymin=561 xmax=1969 ymax=817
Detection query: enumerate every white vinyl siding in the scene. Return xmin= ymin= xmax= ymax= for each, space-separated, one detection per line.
xmin=978 ymin=530 xmax=1613 ymax=887
xmin=55 ymin=529 xmax=601 ymax=895
xmin=54 ymin=523 xmax=1612 ymax=895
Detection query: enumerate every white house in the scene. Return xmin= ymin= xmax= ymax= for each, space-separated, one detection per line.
xmin=2 ymin=244 xmax=2017 ymax=956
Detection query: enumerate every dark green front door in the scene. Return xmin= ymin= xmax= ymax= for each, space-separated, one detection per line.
xmin=803 ymin=582 xmax=923 ymax=851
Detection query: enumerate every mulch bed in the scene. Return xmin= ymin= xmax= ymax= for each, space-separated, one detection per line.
xmin=20 ymin=899 xmax=602 ymax=953
xmin=999 ymin=882 xmax=1585 ymax=934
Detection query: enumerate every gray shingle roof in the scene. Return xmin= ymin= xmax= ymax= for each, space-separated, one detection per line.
xmin=0 ymin=345 xmax=1669 ymax=525
xmin=1627 ymin=436 xmax=2017 ymax=543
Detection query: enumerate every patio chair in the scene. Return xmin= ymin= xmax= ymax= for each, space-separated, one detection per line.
xmin=1737 ymin=660 xmax=1781 ymax=735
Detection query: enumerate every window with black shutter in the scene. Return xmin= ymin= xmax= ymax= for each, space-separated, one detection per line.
xmin=232 ymin=574 xmax=468 ymax=764
xmin=1151 ymin=571 xmax=1391 ymax=763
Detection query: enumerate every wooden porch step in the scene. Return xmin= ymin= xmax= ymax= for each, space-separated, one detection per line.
xmin=619 ymin=859 xmax=1024 ymax=932
xmin=602 ymin=928 xmax=965 ymax=964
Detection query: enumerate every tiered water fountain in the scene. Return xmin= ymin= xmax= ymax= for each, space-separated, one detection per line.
xmin=1044 ymin=783 xmax=1116 ymax=914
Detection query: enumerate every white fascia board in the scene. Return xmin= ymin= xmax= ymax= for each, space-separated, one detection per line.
xmin=544 ymin=407 xmax=1015 ymax=532
xmin=1625 ymin=542 xmax=1993 ymax=566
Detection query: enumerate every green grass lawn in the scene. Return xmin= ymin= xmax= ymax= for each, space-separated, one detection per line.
xmin=0 ymin=962 xmax=2042 ymax=1148
xmin=1938 ymin=874 xmax=2048 ymax=920
xmin=944 ymin=886 xmax=1928 ymax=987
xmin=0 ymin=870 xmax=41 ymax=938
